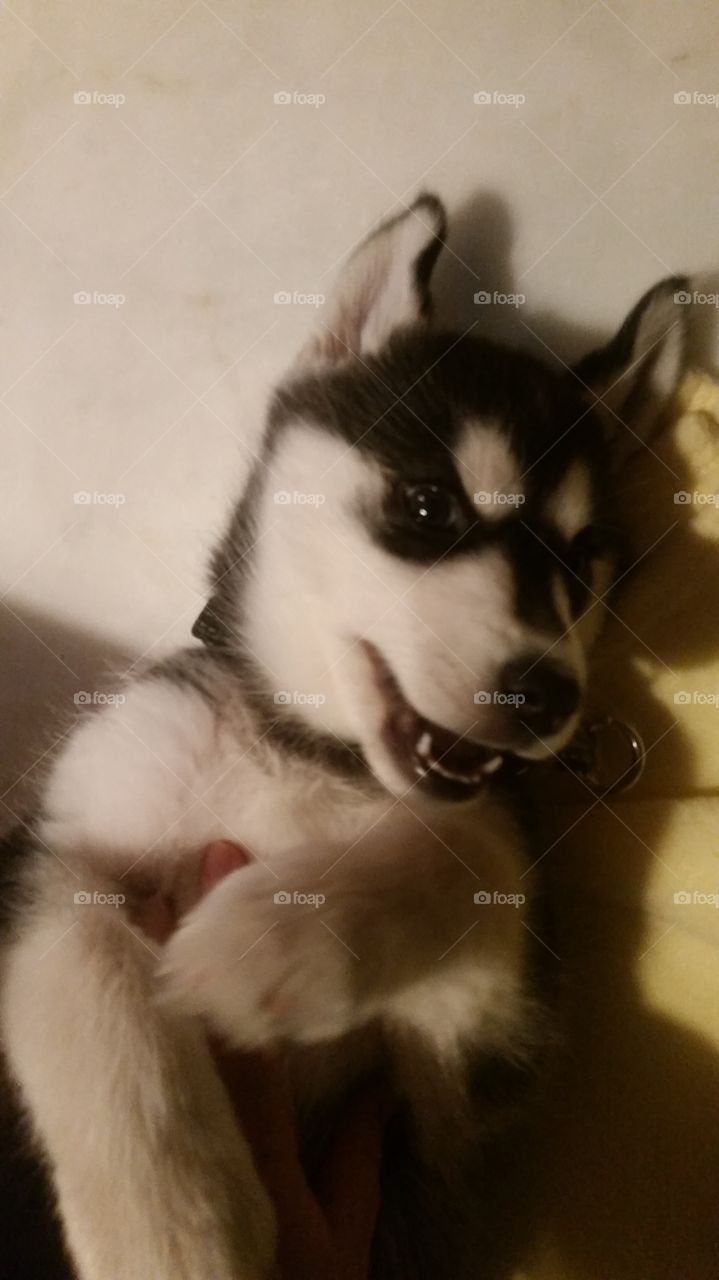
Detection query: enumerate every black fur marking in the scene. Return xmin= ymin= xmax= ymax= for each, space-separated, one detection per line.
xmin=271 ymin=327 xmax=610 ymax=534
xmin=408 ymin=192 xmax=448 ymax=319
xmin=0 ymin=820 xmax=35 ymax=928
xmin=226 ymin=651 xmax=376 ymax=785
xmin=191 ymin=327 xmax=618 ymax=772
xmin=192 ymin=271 xmax=688 ymax=775
xmin=270 ymin=328 xmax=616 ymax=637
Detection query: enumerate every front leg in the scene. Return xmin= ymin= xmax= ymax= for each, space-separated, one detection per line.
xmin=163 ymin=814 xmax=530 ymax=1055
xmin=1 ymin=854 xmax=276 ymax=1280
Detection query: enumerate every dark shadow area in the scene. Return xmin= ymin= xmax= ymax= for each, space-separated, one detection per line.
xmin=687 ymin=267 xmax=719 ymax=376
xmin=0 ymin=605 xmax=134 ymax=1279
xmin=490 ymin=418 xmax=719 ymax=1277
xmin=431 ymin=185 xmax=719 ymax=1279
xmin=432 ymin=187 xmax=606 ymax=363
xmin=0 ymin=603 xmax=135 ymax=825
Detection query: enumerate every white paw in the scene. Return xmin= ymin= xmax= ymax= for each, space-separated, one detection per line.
xmin=161 ymin=866 xmax=355 ymax=1048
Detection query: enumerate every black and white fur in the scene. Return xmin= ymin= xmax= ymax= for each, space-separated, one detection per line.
xmin=0 ymin=194 xmax=687 ymax=1279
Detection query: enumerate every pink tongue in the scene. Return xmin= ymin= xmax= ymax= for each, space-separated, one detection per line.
xmin=201 ymin=841 xmax=252 ymax=892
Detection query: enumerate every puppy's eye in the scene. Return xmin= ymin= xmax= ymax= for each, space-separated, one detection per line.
xmin=401 ymin=483 xmax=460 ymax=530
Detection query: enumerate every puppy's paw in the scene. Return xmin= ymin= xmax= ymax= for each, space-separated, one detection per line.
xmin=161 ymin=867 xmax=356 ymax=1047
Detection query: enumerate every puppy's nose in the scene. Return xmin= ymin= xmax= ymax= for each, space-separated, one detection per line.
xmin=500 ymin=657 xmax=580 ymax=737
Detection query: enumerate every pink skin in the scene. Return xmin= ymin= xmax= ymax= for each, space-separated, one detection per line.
xmin=137 ymin=841 xmax=390 ymax=1280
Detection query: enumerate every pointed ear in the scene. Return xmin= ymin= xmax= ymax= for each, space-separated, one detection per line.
xmin=298 ymin=192 xmax=447 ymax=366
xmin=573 ymin=276 xmax=690 ymax=453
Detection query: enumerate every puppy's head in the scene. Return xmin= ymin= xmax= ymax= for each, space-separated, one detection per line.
xmin=200 ymin=195 xmax=688 ymax=801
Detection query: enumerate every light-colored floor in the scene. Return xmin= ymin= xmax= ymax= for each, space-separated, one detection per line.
xmin=1 ymin=0 xmax=718 ymax=796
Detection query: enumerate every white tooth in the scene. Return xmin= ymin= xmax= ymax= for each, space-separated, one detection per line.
xmin=480 ymin=755 xmax=503 ymax=774
xmin=427 ymin=758 xmax=483 ymax=785
xmin=416 ymin=731 xmax=433 ymax=757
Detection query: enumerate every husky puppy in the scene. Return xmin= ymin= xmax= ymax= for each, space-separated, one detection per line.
xmin=0 ymin=194 xmax=686 ymax=1279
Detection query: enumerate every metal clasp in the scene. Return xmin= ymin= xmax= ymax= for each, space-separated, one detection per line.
xmin=557 ymin=715 xmax=646 ymax=797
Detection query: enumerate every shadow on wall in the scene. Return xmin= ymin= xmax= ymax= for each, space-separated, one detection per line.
xmin=432 ymin=186 xmax=719 ymax=375
xmin=0 ymin=603 xmax=134 ymax=824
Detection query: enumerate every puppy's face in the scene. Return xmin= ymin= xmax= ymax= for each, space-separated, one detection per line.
xmin=204 ymin=196 xmax=687 ymax=802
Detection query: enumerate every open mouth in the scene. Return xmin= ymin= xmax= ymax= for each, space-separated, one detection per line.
xmin=363 ymin=642 xmax=506 ymax=800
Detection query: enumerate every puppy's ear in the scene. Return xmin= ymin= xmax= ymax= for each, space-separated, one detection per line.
xmin=573 ymin=276 xmax=690 ymax=454
xmin=298 ymin=192 xmax=447 ymax=366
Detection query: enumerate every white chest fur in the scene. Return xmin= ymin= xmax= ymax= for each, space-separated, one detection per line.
xmin=38 ymin=666 xmax=533 ymax=1075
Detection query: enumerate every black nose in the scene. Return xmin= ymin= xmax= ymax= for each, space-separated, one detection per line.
xmin=500 ymin=657 xmax=580 ymax=737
